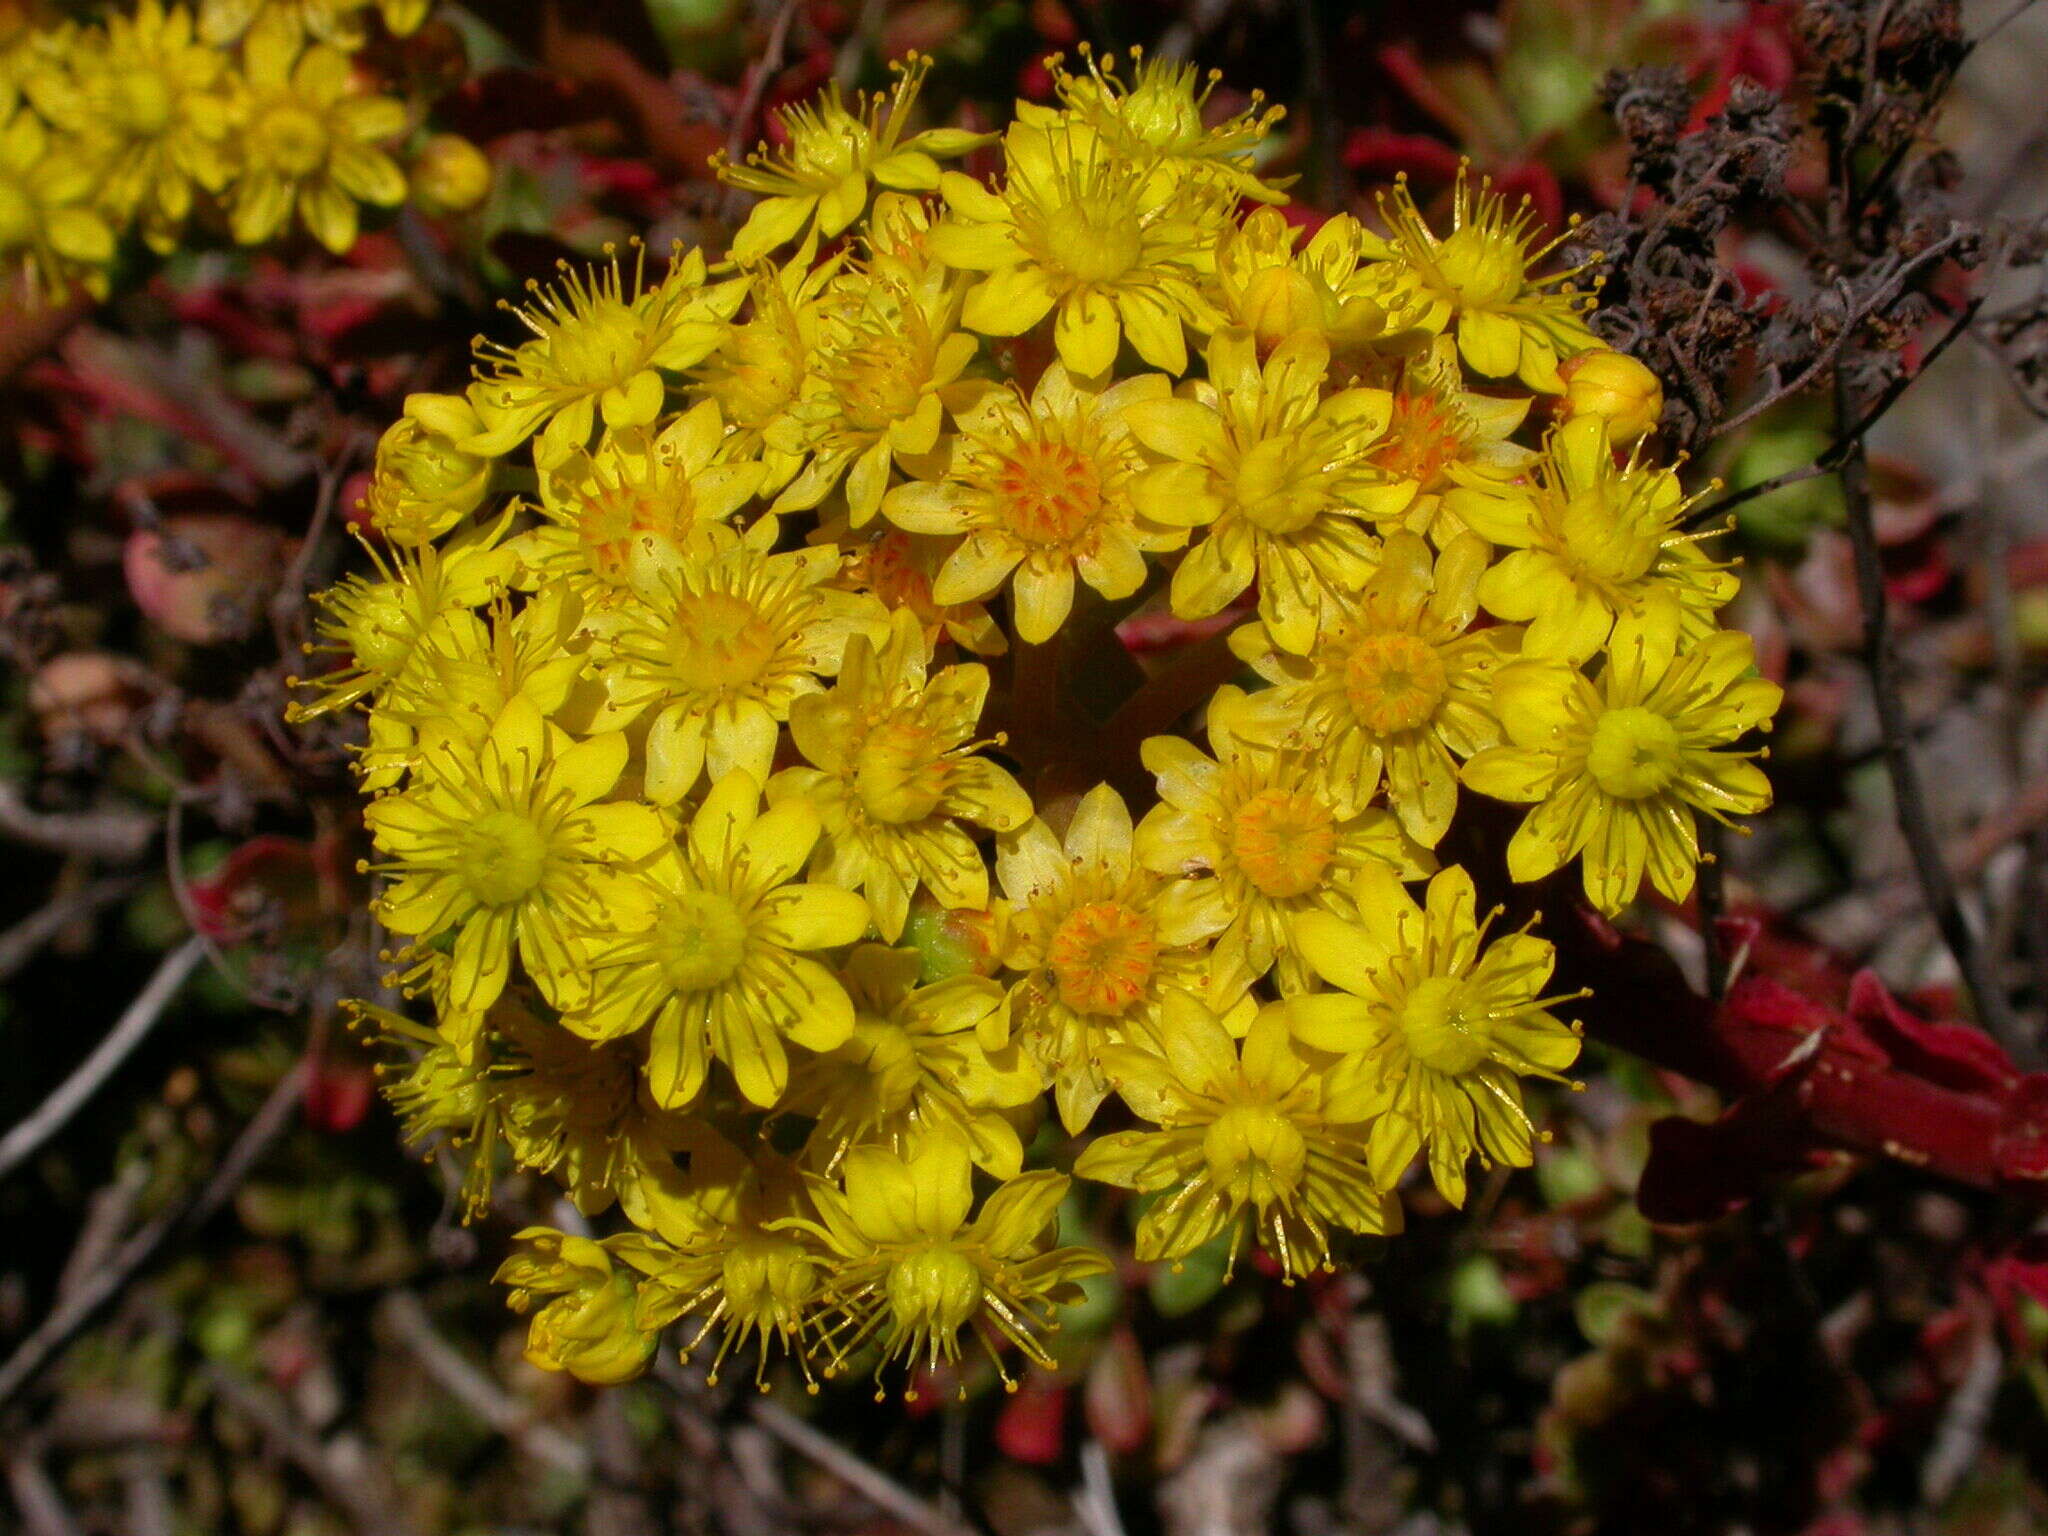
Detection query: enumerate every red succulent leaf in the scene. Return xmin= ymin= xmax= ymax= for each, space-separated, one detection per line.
xmin=1341 ymin=128 xmax=1465 ymax=183
xmin=1083 ymin=1328 xmax=1152 ymax=1456
xmin=1844 ymin=969 xmax=2017 ymax=1095
xmin=303 ymin=1061 xmax=375 ymax=1134
xmin=1637 ymin=1024 xmax=1835 ymax=1223
xmin=995 ymin=1374 xmax=1068 ymax=1465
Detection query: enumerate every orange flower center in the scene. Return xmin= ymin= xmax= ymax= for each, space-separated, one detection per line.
xmin=1046 ymin=900 xmax=1156 ymax=1017
xmin=577 ymin=475 xmax=697 ymax=582
xmin=1373 ymin=392 xmax=1461 ymax=489
xmin=993 ymin=440 xmax=1104 ymax=546
xmin=1343 ymin=632 xmax=1448 ymax=735
xmin=670 ymin=591 xmax=781 ymax=691
xmin=1229 ymin=787 xmax=1338 ymax=898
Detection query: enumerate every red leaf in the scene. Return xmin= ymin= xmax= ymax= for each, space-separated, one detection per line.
xmin=995 ymin=1375 xmax=1067 ymax=1465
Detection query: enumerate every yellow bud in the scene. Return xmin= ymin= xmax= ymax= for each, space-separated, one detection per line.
xmin=1559 ymin=349 xmax=1664 ymax=444
xmin=363 ymin=398 xmax=491 ymax=544
xmin=1239 ymin=265 xmax=1325 ymax=350
xmin=410 ymin=134 xmax=493 ymax=216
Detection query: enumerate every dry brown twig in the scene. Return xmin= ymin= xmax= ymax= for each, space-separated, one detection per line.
xmin=0 ymin=1058 xmax=307 ymax=1411
xmin=0 ymin=934 xmax=207 ymax=1182
xmin=0 ymin=782 xmax=155 ymax=862
xmin=375 ymin=1290 xmax=591 ymax=1478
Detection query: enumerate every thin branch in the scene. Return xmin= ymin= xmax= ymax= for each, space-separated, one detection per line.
xmin=1836 ymin=382 xmax=2022 ymax=1046
xmin=1697 ymin=819 xmax=1731 ymax=1002
xmin=0 ymin=782 xmax=156 ymax=862
xmin=1294 ymin=0 xmax=1341 ymax=207
xmin=205 ymin=1364 xmax=422 ymax=1536
xmin=1689 ymin=295 xmax=1987 ymax=527
xmin=748 ymin=1398 xmax=982 ymax=1536
xmin=1075 ymin=1441 xmax=1130 ymax=1536
xmin=725 ymin=0 xmax=802 ymax=163
xmin=0 ymin=1059 xmax=306 ymax=1411
xmin=376 ymin=1290 xmax=590 ymax=1477
xmin=0 ymin=935 xmax=207 ymax=1182
xmin=6 ymin=1441 xmax=83 ymax=1536
xmin=0 ymin=876 xmax=140 ymax=984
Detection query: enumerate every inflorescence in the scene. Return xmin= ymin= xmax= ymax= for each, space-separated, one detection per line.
xmin=309 ymin=46 xmax=1781 ymax=1398
xmin=0 ymin=0 xmax=487 ymax=301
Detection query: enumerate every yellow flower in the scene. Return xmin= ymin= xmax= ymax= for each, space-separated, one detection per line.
xmin=690 ymin=247 xmax=843 ymax=492
xmin=789 ymin=1133 xmax=1108 ymax=1394
xmin=771 ymin=255 xmax=978 ymax=524
xmin=931 ymin=118 xmax=1230 ymax=377
xmin=616 ymin=1139 xmax=829 ymax=1389
xmin=1368 ymin=335 xmax=1536 ymax=542
xmin=770 ymin=609 xmax=1033 ymax=941
xmin=513 ymin=399 xmax=766 ymax=600
xmin=584 ymin=525 xmax=885 ymax=805
xmin=1446 ymin=414 xmax=1735 ymax=662
xmin=26 ymin=1 xmax=232 ymax=254
xmin=715 ymin=54 xmax=992 ymax=265
xmin=1367 ymin=166 xmax=1601 ymax=391
xmin=227 ymin=32 xmax=408 ymax=255
xmin=882 ymin=363 xmax=1178 ymax=644
xmin=996 ymin=783 xmax=1241 ymax=1134
xmin=360 ymin=392 xmax=493 ymax=546
xmin=358 ymin=586 xmax=585 ymax=790
xmin=496 ymin=1229 xmax=659 ymax=1386
xmin=201 ymin=0 xmax=423 ymax=47
xmin=1125 ymin=327 xmax=1414 ymax=652
xmin=825 ymin=522 xmax=1008 ymax=657
xmin=1284 ymin=866 xmax=1584 ymax=1205
xmin=1462 ymin=613 xmax=1781 ymax=915
xmin=783 ymin=944 xmax=1040 ymax=1177
xmin=365 ymin=697 xmax=669 ymax=1014
xmin=1075 ymin=992 xmax=1401 ymax=1278
xmin=1135 ymin=684 xmax=1434 ymax=996
xmin=560 ymin=770 xmax=870 ymax=1109
xmin=469 ymin=244 xmax=745 ymax=463
xmin=488 ymin=1006 xmax=711 ymax=1236
xmin=1212 ymin=206 xmax=1432 ymax=353
xmin=0 ymin=107 xmax=114 ymax=301
xmin=288 ymin=515 xmax=516 ymax=720
xmin=1229 ymin=531 xmax=1520 ymax=843
xmin=350 ymin=999 xmax=506 ymax=1215
xmin=1035 ymin=45 xmax=1286 ymax=202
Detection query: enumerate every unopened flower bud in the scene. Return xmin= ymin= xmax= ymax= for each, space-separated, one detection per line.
xmin=1559 ymin=349 xmax=1664 ymax=443
xmin=1239 ymin=264 xmax=1326 ymax=351
xmin=362 ymin=393 xmax=492 ymax=544
xmin=410 ymin=133 xmax=492 ymax=216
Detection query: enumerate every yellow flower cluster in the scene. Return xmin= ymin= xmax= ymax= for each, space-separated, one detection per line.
xmin=314 ymin=48 xmax=1782 ymax=1397
xmin=0 ymin=0 xmax=482 ymax=302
